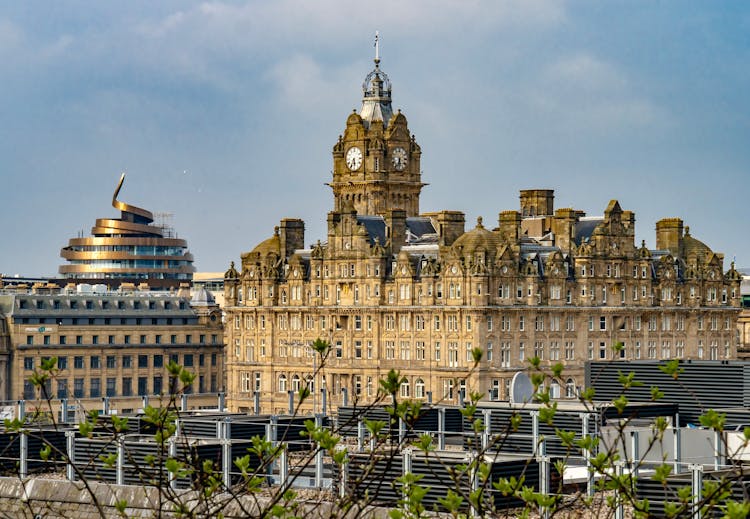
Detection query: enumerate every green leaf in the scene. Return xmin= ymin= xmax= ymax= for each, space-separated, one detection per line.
xmin=617 ymin=370 xmax=643 ymax=389
xmin=658 ymin=359 xmax=684 ymax=380
xmin=723 ymin=499 xmax=750 ymax=519
xmin=39 ymin=444 xmax=52 ymax=461
xmin=613 ymin=394 xmax=629 ymax=415
xmin=311 ymin=338 xmax=330 ymax=355
xmin=40 ymin=356 xmax=57 ymax=371
xmin=471 ymin=347 xmax=483 ymax=365
xmin=699 ymin=409 xmax=726 ymax=431
xmin=652 ymin=463 xmax=672 ymax=485
xmin=115 ymin=499 xmax=128 ymax=514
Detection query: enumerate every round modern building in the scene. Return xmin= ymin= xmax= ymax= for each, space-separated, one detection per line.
xmin=59 ymin=174 xmax=195 ymax=289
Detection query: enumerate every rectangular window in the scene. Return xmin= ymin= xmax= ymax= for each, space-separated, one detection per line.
xmin=122 ymin=355 xmax=132 ymax=368
xmin=24 ymin=357 xmax=34 ymax=370
xmin=59 ymin=335 xmax=66 ymax=345
xmin=184 ymin=354 xmax=194 ymax=367
xmin=90 ymin=378 xmax=101 ymax=398
xmin=57 ymin=379 xmax=68 ymax=399
xmin=599 ymin=316 xmax=607 ymax=331
xmin=385 ymin=341 xmax=395 ymax=360
xmin=138 ymin=377 xmax=148 ymax=396
xmin=153 ymin=376 xmax=163 ymax=395
xmin=58 ymin=356 xmax=68 ymax=370
xmin=90 ymin=356 xmax=100 ymax=369
xmin=74 ymin=356 xmax=84 ymax=369
xmin=401 ymin=341 xmax=410 ymax=360
xmin=564 ymin=341 xmax=575 ymax=360
xmin=501 ymin=342 xmax=511 ymax=368
xmin=501 ymin=315 xmax=511 ymax=331
xmin=106 ymin=356 xmax=116 ymax=369
xmin=518 ymin=316 xmax=525 ymax=331
xmin=434 ymin=342 xmax=441 ymax=362
xmin=138 ymin=355 xmax=148 ymax=368
xmin=565 ymin=315 xmax=575 ymax=332
xmin=122 ymin=377 xmax=132 ymax=397
xmin=154 ymin=354 xmax=163 ymax=368
xmin=106 ymin=377 xmax=116 ymax=397
xmin=74 ymin=378 xmax=84 ymax=398
xmin=535 ymin=316 xmax=544 ymax=331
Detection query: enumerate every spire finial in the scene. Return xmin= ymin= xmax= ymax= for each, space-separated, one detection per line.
xmin=374 ymin=31 xmax=380 ymax=66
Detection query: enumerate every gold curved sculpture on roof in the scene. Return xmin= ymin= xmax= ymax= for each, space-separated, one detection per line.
xmin=112 ymin=173 xmax=154 ymax=222
xmin=58 ymin=173 xmax=195 ymax=288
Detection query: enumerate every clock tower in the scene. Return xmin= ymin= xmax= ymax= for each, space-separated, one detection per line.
xmin=330 ymin=46 xmax=425 ymax=217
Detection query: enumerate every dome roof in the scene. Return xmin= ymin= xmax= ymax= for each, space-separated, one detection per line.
xmin=683 ymin=227 xmax=712 ymax=261
xmin=452 ymin=217 xmax=501 ymax=256
xmin=190 ymin=286 xmax=215 ymax=306
xmin=250 ymin=227 xmax=281 ymax=256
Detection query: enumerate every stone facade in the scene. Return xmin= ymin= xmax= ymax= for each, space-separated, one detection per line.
xmin=0 ymin=286 xmax=224 ymax=416
xmin=224 ymin=57 xmax=742 ymax=414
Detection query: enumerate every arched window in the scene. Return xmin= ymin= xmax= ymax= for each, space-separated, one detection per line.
xmin=291 ymin=375 xmax=301 ymax=392
xmin=400 ymin=380 xmax=410 ymax=398
xmin=449 ymin=283 xmax=455 ymax=298
xmin=278 ymin=374 xmax=287 ymax=393
xmin=414 ymin=378 xmax=425 ymax=399
xmin=550 ymin=380 xmax=560 ymax=399
xmin=306 ymin=375 xmax=314 ymax=393
xmin=565 ymin=378 xmax=576 ymax=398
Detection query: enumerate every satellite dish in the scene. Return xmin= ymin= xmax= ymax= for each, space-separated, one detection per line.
xmin=510 ymin=372 xmax=534 ymax=404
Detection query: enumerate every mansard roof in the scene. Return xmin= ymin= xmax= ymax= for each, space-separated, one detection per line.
xmin=356 ymin=215 xmax=437 ymax=246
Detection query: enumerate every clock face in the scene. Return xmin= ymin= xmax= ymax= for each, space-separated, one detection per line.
xmin=346 ymin=147 xmax=363 ymax=170
xmin=391 ymin=147 xmax=408 ymax=171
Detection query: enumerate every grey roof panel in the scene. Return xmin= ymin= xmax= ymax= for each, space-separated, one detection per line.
xmin=406 ymin=217 xmax=436 ymax=239
xmin=357 ymin=216 xmax=387 ymax=246
xmin=573 ymin=218 xmax=603 ymax=245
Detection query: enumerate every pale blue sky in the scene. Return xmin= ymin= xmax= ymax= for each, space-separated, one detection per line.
xmin=2 ymin=1 xmax=749 ymax=276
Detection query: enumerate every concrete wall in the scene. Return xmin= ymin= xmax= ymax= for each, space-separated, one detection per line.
xmin=0 ymin=477 xmax=387 ymax=518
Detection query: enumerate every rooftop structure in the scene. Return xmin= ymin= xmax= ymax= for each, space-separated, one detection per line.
xmin=223 ymin=46 xmax=742 ymax=415
xmin=59 ymin=174 xmax=195 ymax=290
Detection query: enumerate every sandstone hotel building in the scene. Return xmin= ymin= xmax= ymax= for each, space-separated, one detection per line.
xmin=223 ymin=53 xmax=742 ymax=414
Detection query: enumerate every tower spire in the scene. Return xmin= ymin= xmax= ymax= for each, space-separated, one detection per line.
xmin=374 ymin=31 xmax=380 ymax=66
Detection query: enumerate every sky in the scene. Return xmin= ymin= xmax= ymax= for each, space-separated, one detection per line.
xmin=2 ymin=1 xmax=750 ymax=277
